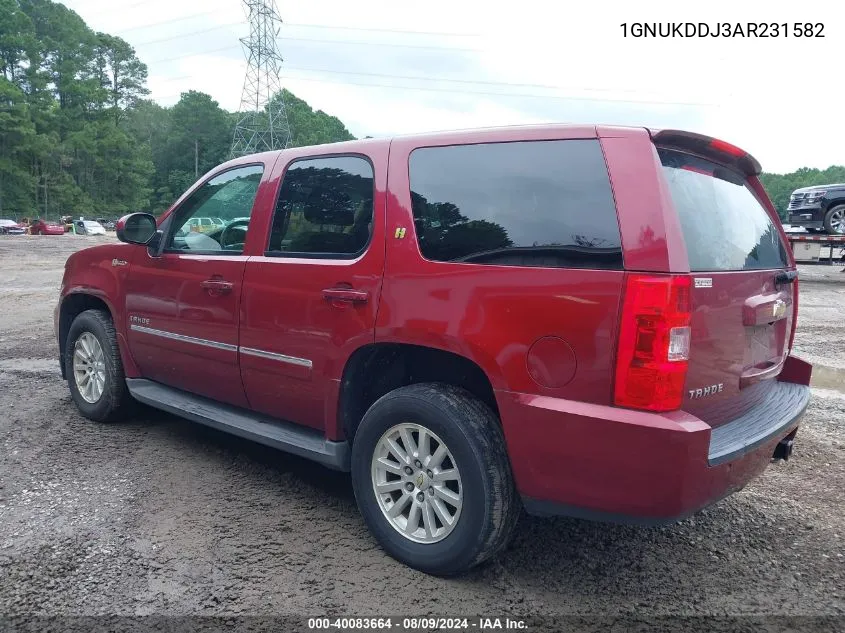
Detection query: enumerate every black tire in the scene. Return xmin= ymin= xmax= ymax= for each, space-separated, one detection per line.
xmin=65 ymin=309 xmax=133 ymax=422
xmin=823 ymin=205 xmax=845 ymax=235
xmin=351 ymin=383 xmax=520 ymax=576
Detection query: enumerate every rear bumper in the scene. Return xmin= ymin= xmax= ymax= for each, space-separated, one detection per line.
xmin=498 ymin=372 xmax=810 ymax=525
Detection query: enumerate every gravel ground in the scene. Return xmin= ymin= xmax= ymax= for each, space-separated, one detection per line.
xmin=0 ymin=235 xmax=843 ymax=622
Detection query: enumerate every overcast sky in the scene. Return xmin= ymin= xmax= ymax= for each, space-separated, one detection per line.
xmin=62 ymin=0 xmax=840 ymax=174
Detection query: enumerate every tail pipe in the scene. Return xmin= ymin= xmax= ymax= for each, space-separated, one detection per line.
xmin=773 ymin=429 xmax=797 ymax=461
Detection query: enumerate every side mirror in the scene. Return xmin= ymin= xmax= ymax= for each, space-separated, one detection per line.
xmin=116 ymin=213 xmax=157 ymax=245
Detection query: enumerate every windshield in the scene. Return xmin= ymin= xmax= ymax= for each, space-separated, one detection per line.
xmin=659 ymin=149 xmax=788 ymax=272
xmin=83 ymin=221 xmax=102 ymax=228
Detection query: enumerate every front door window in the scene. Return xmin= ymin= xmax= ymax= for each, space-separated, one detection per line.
xmin=167 ymin=165 xmax=264 ymax=254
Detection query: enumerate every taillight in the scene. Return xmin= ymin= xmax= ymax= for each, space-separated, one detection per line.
xmin=788 ymin=279 xmax=799 ymax=351
xmin=614 ymin=274 xmax=692 ymax=412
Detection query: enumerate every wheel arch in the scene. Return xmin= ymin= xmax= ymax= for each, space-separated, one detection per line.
xmin=336 ymin=343 xmax=500 ymax=443
xmin=58 ymin=292 xmax=134 ymax=379
xmin=824 ymin=199 xmax=845 ymax=213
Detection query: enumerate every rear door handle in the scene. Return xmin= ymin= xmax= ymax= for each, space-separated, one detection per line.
xmin=200 ymin=279 xmax=233 ymax=295
xmin=322 ymin=288 xmax=369 ymax=304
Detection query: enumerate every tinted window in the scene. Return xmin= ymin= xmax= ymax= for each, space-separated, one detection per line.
xmin=408 ymin=140 xmax=622 ymax=269
xmin=659 ymin=149 xmax=788 ymax=271
xmin=166 ymin=164 xmax=264 ymax=254
xmin=268 ymin=156 xmax=374 ymax=256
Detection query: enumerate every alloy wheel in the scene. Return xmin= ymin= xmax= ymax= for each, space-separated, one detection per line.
xmin=73 ymin=332 xmax=106 ymax=403
xmin=830 ymin=208 xmax=845 ymax=234
xmin=371 ymin=423 xmax=463 ymax=544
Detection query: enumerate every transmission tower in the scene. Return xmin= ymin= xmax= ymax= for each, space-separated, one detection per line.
xmin=230 ymin=0 xmax=291 ymax=157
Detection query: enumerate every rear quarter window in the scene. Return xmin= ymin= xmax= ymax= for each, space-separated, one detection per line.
xmin=408 ymin=139 xmax=622 ymax=269
xmin=659 ymin=149 xmax=788 ymax=271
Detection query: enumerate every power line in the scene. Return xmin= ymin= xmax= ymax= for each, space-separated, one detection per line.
xmin=279 ymin=74 xmax=716 ymax=107
xmin=282 ymin=22 xmax=479 ymax=37
xmin=283 ymin=66 xmax=665 ymax=97
xmin=147 ymin=44 xmax=240 ymax=65
xmin=280 ymin=35 xmax=480 ymax=52
xmin=87 ymin=4 xmax=478 ymax=37
xmin=142 ymin=36 xmax=481 ymax=59
xmin=133 ymin=22 xmax=481 ymax=47
xmin=116 ymin=12 xmax=213 ymax=34
xmin=150 ymin=65 xmax=681 ymax=99
xmin=153 ymin=72 xmax=715 ymax=108
xmin=135 ymin=23 xmax=238 ymax=46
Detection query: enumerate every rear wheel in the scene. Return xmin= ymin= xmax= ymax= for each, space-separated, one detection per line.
xmin=351 ymin=383 xmax=520 ymax=576
xmin=65 ymin=309 xmax=132 ymax=422
xmin=823 ymin=205 xmax=845 ymax=235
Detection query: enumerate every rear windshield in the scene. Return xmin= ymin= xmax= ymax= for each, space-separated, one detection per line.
xmin=659 ymin=149 xmax=788 ymax=271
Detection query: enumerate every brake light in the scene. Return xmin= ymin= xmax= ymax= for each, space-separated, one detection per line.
xmin=709 ymin=138 xmax=745 ymax=158
xmin=614 ymin=274 xmax=692 ymax=411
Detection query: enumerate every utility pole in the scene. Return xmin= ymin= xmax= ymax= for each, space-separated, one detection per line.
xmin=194 ymin=139 xmax=198 ymax=177
xmin=230 ymin=0 xmax=292 ymax=157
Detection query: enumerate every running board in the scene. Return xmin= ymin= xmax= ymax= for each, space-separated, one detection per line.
xmin=125 ymin=379 xmax=350 ymax=471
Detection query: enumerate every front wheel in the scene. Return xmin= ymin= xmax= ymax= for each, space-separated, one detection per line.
xmin=823 ymin=205 xmax=845 ymax=235
xmin=351 ymin=383 xmax=520 ymax=576
xmin=65 ymin=309 xmax=132 ymax=422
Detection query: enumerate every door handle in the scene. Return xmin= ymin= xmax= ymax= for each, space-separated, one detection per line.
xmin=322 ymin=288 xmax=369 ymax=304
xmin=201 ymin=278 xmax=233 ymax=295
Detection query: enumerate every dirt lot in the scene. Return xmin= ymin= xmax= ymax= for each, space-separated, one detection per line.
xmin=0 ymin=235 xmax=843 ymax=621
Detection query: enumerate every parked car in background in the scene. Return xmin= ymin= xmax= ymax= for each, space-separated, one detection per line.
xmin=55 ymin=126 xmax=811 ymax=576
xmin=181 ymin=217 xmax=225 ymax=233
xmin=787 ymin=183 xmax=845 ymax=234
xmin=104 ymin=220 xmax=116 ymax=231
xmin=74 ymin=220 xmax=107 ymax=236
xmin=0 ymin=219 xmax=25 ymax=235
xmin=30 ymin=219 xmax=66 ymax=235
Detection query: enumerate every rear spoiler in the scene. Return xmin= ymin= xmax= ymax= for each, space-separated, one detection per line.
xmin=649 ymin=129 xmax=762 ymax=177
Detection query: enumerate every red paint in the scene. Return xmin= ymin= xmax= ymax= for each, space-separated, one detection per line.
xmin=526 ymin=337 xmax=577 ymax=389
xmin=238 ymin=142 xmax=389 ymax=437
xmin=30 ymin=219 xmax=66 ymax=235
xmin=56 ymin=125 xmax=811 ymax=523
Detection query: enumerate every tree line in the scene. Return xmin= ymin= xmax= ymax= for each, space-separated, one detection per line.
xmin=1 ymin=0 xmax=840 ymax=222
xmin=0 ymin=0 xmax=353 ymax=221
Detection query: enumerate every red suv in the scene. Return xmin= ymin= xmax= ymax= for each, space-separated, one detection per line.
xmin=55 ymin=125 xmax=811 ymax=575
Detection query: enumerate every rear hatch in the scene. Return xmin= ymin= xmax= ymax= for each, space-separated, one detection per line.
xmin=656 ymin=140 xmax=795 ymax=428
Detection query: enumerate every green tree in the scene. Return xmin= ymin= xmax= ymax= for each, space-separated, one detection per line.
xmin=0 ymin=77 xmax=37 ymax=217
xmin=1 ymin=0 xmax=363 ymax=222
xmin=94 ymin=33 xmax=149 ymax=123
xmin=277 ymin=89 xmax=355 ymax=147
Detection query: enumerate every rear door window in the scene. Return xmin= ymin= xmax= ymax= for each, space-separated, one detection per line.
xmin=267 ymin=156 xmax=374 ymax=257
xmin=659 ymin=149 xmax=788 ymax=271
xmin=408 ymin=140 xmax=622 ymax=269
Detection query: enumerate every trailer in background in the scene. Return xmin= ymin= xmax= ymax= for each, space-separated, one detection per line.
xmin=786 ymin=233 xmax=845 ymax=267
